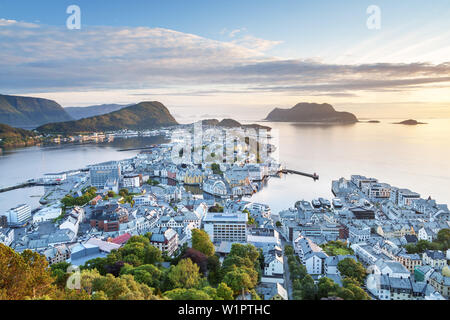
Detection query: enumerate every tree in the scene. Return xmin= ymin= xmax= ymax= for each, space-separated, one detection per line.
xmin=164 ymin=288 xmax=212 ymax=300
xmin=192 ymin=229 xmax=215 ymax=257
xmin=216 ymin=282 xmax=234 ymax=300
xmin=207 ymin=255 xmax=223 ymax=286
xmin=120 ymin=264 xmax=163 ymax=288
xmin=167 ymin=258 xmax=201 ymax=290
xmin=337 ymin=258 xmax=367 ymax=285
xmin=50 ymin=261 xmax=72 ymax=289
xmin=211 ymin=163 xmax=222 ymax=175
xmin=0 ymin=245 xmax=56 ymax=300
xmin=317 ymin=277 xmax=339 ymax=299
xmin=223 ymin=266 xmax=256 ymax=295
xmin=284 ymin=245 xmax=294 ymax=256
xmin=275 ymin=221 xmax=282 ymax=227
xmin=299 ymin=275 xmax=317 ymax=300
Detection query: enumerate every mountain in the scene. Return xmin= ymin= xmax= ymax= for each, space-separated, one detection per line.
xmin=265 ymin=103 xmax=358 ymax=123
xmin=201 ymin=118 xmax=271 ymax=131
xmin=65 ymin=104 xmax=131 ymax=120
xmin=0 ymin=94 xmax=73 ymax=128
xmin=0 ymin=123 xmax=40 ymax=148
xmin=37 ymin=101 xmax=178 ymax=134
xmin=394 ymin=119 xmax=427 ymax=125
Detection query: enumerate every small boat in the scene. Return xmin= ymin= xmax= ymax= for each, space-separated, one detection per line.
xmin=332 ymin=198 xmax=343 ymax=208
xmin=311 ymin=199 xmax=321 ymax=208
xmin=319 ymin=198 xmax=331 ymax=208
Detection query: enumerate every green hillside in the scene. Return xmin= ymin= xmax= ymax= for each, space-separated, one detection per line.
xmin=37 ymin=101 xmax=178 ymax=134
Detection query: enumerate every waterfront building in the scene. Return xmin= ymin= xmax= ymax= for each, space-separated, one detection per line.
xmin=89 ymin=161 xmax=121 ymax=189
xmin=122 ymin=174 xmax=142 ymax=188
xmin=2 ymin=204 xmax=31 ymax=226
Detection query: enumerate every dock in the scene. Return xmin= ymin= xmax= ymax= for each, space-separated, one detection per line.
xmin=280 ymin=169 xmax=319 ymax=181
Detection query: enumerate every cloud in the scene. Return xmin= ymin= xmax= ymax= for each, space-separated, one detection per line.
xmin=0 ymin=19 xmax=449 ymax=97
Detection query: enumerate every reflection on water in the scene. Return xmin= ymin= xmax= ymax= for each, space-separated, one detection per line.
xmin=1 ymin=120 xmax=450 ymax=215
xmin=249 ymin=119 xmax=450 ymax=213
xmin=0 ymin=136 xmax=168 ymax=213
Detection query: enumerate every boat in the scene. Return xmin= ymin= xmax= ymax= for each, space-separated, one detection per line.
xmin=332 ymin=198 xmax=343 ymax=208
xmin=319 ymin=198 xmax=331 ymax=208
xmin=311 ymin=199 xmax=321 ymax=208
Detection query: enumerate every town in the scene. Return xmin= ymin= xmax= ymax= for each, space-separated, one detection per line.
xmin=1 ymin=124 xmax=449 ymax=301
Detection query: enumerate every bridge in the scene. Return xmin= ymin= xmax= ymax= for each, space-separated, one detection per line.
xmin=280 ymin=169 xmax=319 ymax=181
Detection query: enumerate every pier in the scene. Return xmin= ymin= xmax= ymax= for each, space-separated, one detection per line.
xmin=0 ymin=180 xmax=60 ymax=194
xmin=280 ymin=169 xmax=319 ymax=181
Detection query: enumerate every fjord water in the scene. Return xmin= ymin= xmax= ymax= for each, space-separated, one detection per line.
xmin=0 ymin=120 xmax=449 ymax=214
xmin=248 ymin=119 xmax=450 ymax=213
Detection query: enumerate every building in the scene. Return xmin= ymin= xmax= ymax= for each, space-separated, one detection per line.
xmin=2 ymin=204 xmax=31 ymax=226
xmin=0 ymin=228 xmax=14 ymax=246
xmin=43 ymin=244 xmax=71 ymax=265
xmin=203 ymin=212 xmax=248 ymax=243
xmin=373 ymin=260 xmax=411 ymax=279
xmin=43 ymin=172 xmax=67 ymax=184
xmin=89 ymin=161 xmax=121 ymax=189
xmin=395 ymin=253 xmax=422 ymax=273
xmin=32 ymin=204 xmax=62 ymax=223
xmin=304 ymin=251 xmax=328 ymax=275
xmin=264 ymin=254 xmax=284 ymax=276
xmin=150 ymin=228 xmax=179 ymax=256
xmin=122 ymin=174 xmax=142 ymax=188
xmin=397 ymin=189 xmax=421 ymax=207
xmin=351 ymin=175 xmax=378 ymax=189
xmin=423 ymin=250 xmax=447 ymax=270
xmin=428 ymin=268 xmax=450 ymax=299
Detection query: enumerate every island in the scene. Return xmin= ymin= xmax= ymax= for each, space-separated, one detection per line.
xmin=0 ymin=123 xmax=41 ymax=148
xmin=202 ymin=118 xmax=271 ymax=131
xmin=394 ymin=119 xmax=427 ymax=125
xmin=36 ymin=101 xmax=179 ymax=134
xmin=265 ymin=102 xmax=358 ymax=124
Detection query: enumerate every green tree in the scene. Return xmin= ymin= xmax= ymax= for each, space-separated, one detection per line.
xmin=317 ymin=277 xmax=339 ymax=299
xmin=337 ymin=258 xmax=367 ymax=285
xmin=299 ymin=275 xmax=317 ymax=300
xmin=192 ymin=229 xmax=215 ymax=257
xmin=167 ymin=258 xmax=201 ymax=289
xmin=164 ymin=288 xmax=212 ymax=300
xmin=216 ymin=282 xmax=234 ymax=300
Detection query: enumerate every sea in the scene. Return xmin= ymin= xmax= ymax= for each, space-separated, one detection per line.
xmin=1 ymin=119 xmax=449 ymax=214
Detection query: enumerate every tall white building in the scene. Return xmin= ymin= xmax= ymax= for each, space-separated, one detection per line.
xmin=3 ymin=204 xmax=31 ymax=226
xmin=203 ymin=212 xmax=248 ymax=243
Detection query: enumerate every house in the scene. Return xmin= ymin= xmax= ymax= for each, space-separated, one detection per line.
xmin=304 ymin=251 xmax=328 ymax=275
xmin=428 ymin=267 xmax=450 ymax=299
xmin=395 ymin=252 xmax=422 ymax=273
xmin=264 ymin=254 xmax=284 ymax=276
xmin=418 ymin=227 xmax=436 ymax=242
xmin=43 ymin=244 xmax=71 ymax=265
xmin=0 ymin=228 xmax=14 ymax=246
xmin=150 ymin=228 xmax=179 ymax=257
xmin=372 ymin=260 xmax=411 ymax=279
xmin=422 ymin=250 xmax=447 ymax=270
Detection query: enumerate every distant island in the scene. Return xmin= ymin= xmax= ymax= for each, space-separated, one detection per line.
xmin=0 ymin=123 xmax=41 ymax=148
xmin=0 ymin=94 xmax=73 ymax=128
xmin=202 ymin=118 xmax=271 ymax=131
xmin=394 ymin=119 xmax=427 ymax=125
xmin=265 ymin=103 xmax=358 ymax=124
xmin=367 ymin=120 xmax=381 ymax=123
xmin=65 ymin=104 xmax=131 ymax=120
xmin=37 ymin=101 xmax=178 ymax=134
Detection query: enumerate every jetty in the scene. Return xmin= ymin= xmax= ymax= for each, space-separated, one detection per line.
xmin=280 ymin=169 xmax=319 ymax=181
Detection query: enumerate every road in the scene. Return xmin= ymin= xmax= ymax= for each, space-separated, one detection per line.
xmin=274 ymin=226 xmax=294 ymax=300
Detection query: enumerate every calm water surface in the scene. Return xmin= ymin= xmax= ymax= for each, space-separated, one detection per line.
xmin=1 ymin=120 xmax=449 ymax=214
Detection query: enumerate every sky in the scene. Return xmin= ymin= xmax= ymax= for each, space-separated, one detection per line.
xmin=1 ymin=0 xmax=450 ymax=122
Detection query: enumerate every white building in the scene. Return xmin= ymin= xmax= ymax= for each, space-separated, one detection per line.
xmin=122 ymin=174 xmax=142 ymax=188
xmin=43 ymin=172 xmax=67 ymax=184
xmin=264 ymin=254 xmax=284 ymax=276
xmin=203 ymin=212 xmax=248 ymax=243
xmin=304 ymin=251 xmax=328 ymax=275
xmin=2 ymin=204 xmax=31 ymax=226
xmin=0 ymin=228 xmax=14 ymax=246
xmin=134 ymin=194 xmax=156 ymax=206
xmin=32 ymin=204 xmax=62 ymax=223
